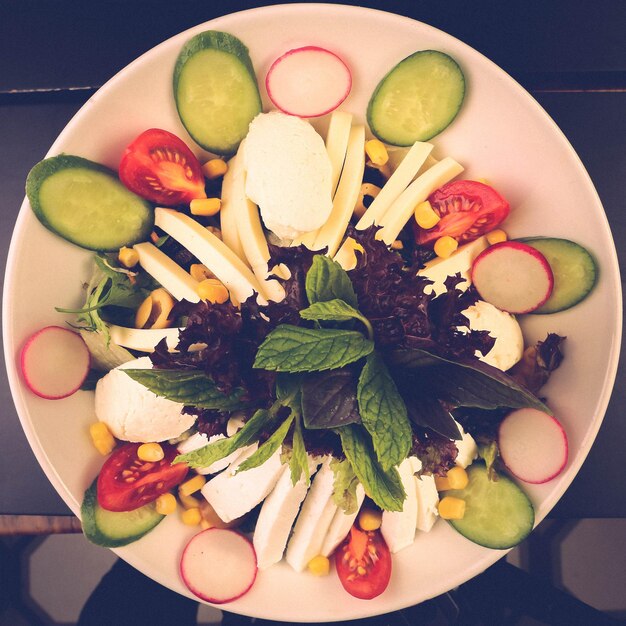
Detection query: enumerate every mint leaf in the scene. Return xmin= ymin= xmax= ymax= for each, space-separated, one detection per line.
xmin=357 ymin=353 xmax=412 ymax=470
xmin=123 ymin=369 xmax=248 ymax=410
xmin=300 ymin=299 xmax=373 ymax=339
xmin=338 ymin=425 xmax=405 ymax=512
xmin=305 ymin=255 xmax=358 ymax=308
xmin=236 ymin=412 xmax=295 ymax=473
xmin=290 ymin=413 xmax=310 ymax=485
xmin=254 ymin=325 xmax=374 ymax=373
xmin=301 ymin=369 xmax=361 ymax=429
xmin=330 ymin=457 xmax=360 ymax=514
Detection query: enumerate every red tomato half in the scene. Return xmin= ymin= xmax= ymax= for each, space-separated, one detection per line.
xmin=97 ymin=442 xmax=188 ymax=512
xmin=119 ymin=128 xmax=207 ymax=205
xmin=335 ymin=526 xmax=392 ymax=600
xmin=414 ymin=180 xmax=510 ymax=246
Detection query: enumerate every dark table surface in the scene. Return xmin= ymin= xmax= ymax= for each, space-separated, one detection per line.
xmin=0 ymin=0 xmax=624 ymax=518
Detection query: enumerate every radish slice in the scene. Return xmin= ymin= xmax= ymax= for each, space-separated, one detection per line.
xmin=471 ymin=241 xmax=554 ymax=314
xmin=266 ymin=46 xmax=352 ymax=117
xmin=180 ymin=528 xmax=257 ymax=604
xmin=498 ymin=408 xmax=568 ymax=484
xmin=20 ymin=326 xmax=90 ymax=399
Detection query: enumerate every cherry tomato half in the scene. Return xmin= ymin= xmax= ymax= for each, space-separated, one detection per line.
xmin=414 ymin=180 xmax=510 ymax=246
xmin=119 ymin=128 xmax=207 ymax=205
xmin=97 ymin=442 xmax=188 ymax=512
xmin=335 ymin=526 xmax=392 ymax=600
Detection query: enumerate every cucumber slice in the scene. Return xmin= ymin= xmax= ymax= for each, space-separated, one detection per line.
xmin=445 ymin=463 xmax=534 ymax=549
xmin=367 ymin=50 xmax=465 ymax=146
xmin=81 ymin=480 xmax=164 ymax=548
xmin=517 ymin=237 xmax=597 ymax=314
xmin=26 ymin=155 xmax=153 ymax=252
xmin=174 ymin=31 xmax=262 ymax=155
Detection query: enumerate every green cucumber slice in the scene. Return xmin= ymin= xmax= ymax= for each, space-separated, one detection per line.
xmin=445 ymin=463 xmax=534 ymax=549
xmin=517 ymin=237 xmax=597 ymax=314
xmin=26 ymin=155 xmax=153 ymax=252
xmin=81 ymin=480 xmax=164 ymax=548
xmin=367 ymin=50 xmax=465 ymax=146
xmin=173 ymin=31 xmax=262 ymax=155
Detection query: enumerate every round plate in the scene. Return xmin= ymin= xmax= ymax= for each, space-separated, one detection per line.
xmin=3 ymin=4 xmax=622 ymax=622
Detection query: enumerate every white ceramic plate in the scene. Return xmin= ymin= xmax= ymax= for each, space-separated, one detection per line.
xmin=3 ymin=4 xmax=622 ymax=622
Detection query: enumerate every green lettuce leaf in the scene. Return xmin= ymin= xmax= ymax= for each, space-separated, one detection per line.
xmin=330 ymin=457 xmax=360 ymax=514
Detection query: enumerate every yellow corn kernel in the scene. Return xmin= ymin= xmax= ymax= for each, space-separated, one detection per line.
xmin=197 ymin=278 xmax=229 ymax=304
xmin=200 ymin=518 xmax=213 ymax=530
xmin=179 ymin=475 xmax=206 ymax=497
xmin=202 ymin=158 xmax=228 ymax=180
xmin=334 ymin=237 xmax=364 ymax=271
xmin=358 ymin=508 xmax=383 ymax=531
xmin=365 ymin=139 xmax=389 ymax=167
xmin=89 ymin=422 xmax=116 ymax=456
xmin=189 ymin=263 xmax=214 ymax=282
xmin=354 ymin=183 xmax=381 ymax=219
xmin=118 ymin=246 xmax=139 ymax=268
xmin=434 ymin=236 xmax=458 ymax=259
xmin=190 ymin=197 xmax=221 ymax=217
xmin=307 ymin=555 xmax=330 ymax=576
xmin=435 ymin=466 xmax=469 ymax=491
xmin=486 ymin=229 xmax=508 ymax=245
xmin=438 ymin=496 xmax=466 ymax=520
xmin=181 ymin=507 xmax=202 ymax=526
xmin=155 ymin=493 xmax=177 ymax=515
xmin=178 ymin=490 xmax=200 ymax=510
xmin=137 ymin=442 xmax=164 ymax=462
xmin=475 ymin=177 xmax=490 ymax=185
xmin=414 ymin=200 xmax=441 ymax=230
xmin=391 ymin=239 xmax=404 ymax=250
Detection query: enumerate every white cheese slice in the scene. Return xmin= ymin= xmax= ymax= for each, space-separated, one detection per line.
xmin=107 ymin=325 xmax=183 ymax=353
xmin=380 ymin=457 xmax=419 ymax=553
xmin=325 ymin=110 xmax=353 ymax=198
xmin=453 ymin=420 xmax=479 ymax=469
xmin=320 ymin=483 xmax=366 ymax=557
xmin=219 ymin=156 xmax=249 ymax=265
xmin=415 ymin=472 xmax=440 ymax=533
xmin=377 ymin=157 xmax=464 ymax=245
xmin=133 ymin=242 xmax=200 ymax=303
xmin=286 ymin=458 xmax=338 ymax=572
xmin=417 ymin=236 xmax=489 ymax=296
xmin=154 ymin=208 xmax=264 ymax=305
xmin=201 ymin=445 xmax=282 ymax=523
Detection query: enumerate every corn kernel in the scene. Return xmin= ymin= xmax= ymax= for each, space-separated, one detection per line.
xmin=486 ymin=229 xmax=508 ymax=245
xmin=155 ymin=493 xmax=177 ymax=515
xmin=358 ymin=508 xmax=383 ymax=531
xmin=438 ymin=496 xmax=466 ymax=520
xmin=202 ymin=158 xmax=228 ymax=180
xmin=434 ymin=235 xmax=458 ymax=259
xmin=137 ymin=442 xmax=164 ymax=462
xmin=475 ymin=177 xmax=490 ymax=185
xmin=197 ymin=278 xmax=229 ymax=304
xmin=365 ymin=139 xmax=389 ymax=167
xmin=181 ymin=507 xmax=202 ymax=526
xmin=334 ymin=237 xmax=364 ymax=271
xmin=118 ymin=246 xmax=139 ymax=268
xmin=200 ymin=519 xmax=213 ymax=530
xmin=178 ymin=490 xmax=200 ymax=510
xmin=189 ymin=263 xmax=214 ymax=282
xmin=190 ymin=197 xmax=221 ymax=217
xmin=390 ymin=239 xmax=404 ymax=250
xmin=414 ymin=201 xmax=441 ymax=230
xmin=179 ymin=474 xmax=206 ymax=497
xmin=89 ymin=422 xmax=116 ymax=456
xmin=307 ymin=555 xmax=330 ymax=576
xmin=435 ymin=466 xmax=469 ymax=491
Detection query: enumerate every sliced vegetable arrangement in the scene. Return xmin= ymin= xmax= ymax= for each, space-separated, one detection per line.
xmin=21 ymin=28 xmax=600 ymax=606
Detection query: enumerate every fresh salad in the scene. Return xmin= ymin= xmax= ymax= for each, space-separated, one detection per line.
xmin=20 ymin=30 xmax=598 ymax=604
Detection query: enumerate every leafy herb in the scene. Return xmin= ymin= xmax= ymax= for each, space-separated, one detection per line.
xmin=478 ymin=440 xmax=500 ymax=481
xmin=300 ymin=299 xmax=374 ymax=340
xmin=410 ymin=430 xmax=459 ymax=476
xmin=357 ymin=353 xmax=412 ymax=469
xmin=290 ymin=412 xmax=310 ymax=485
xmin=509 ymin=333 xmax=565 ymax=394
xmin=301 ymin=369 xmax=361 ymax=429
xmin=338 ymin=425 xmax=405 ymax=512
xmin=330 ymin=457 xmax=360 ymax=514
xmin=305 ymin=255 xmax=358 ymax=308
xmin=254 ymin=325 xmax=374 ymax=373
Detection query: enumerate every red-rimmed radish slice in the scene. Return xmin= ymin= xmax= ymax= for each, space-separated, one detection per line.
xmin=180 ymin=528 xmax=257 ymax=604
xmin=20 ymin=326 xmax=90 ymax=399
xmin=471 ymin=241 xmax=553 ymax=314
xmin=266 ymin=46 xmax=352 ymax=117
xmin=498 ymin=408 xmax=568 ymax=484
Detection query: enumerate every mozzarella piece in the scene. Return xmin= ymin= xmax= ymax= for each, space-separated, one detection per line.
xmin=454 ymin=420 xmax=479 ymax=469
xmin=254 ymin=457 xmax=321 ymax=570
xmin=377 ymin=157 xmax=464 ymax=245
xmin=325 ymin=110 xmax=353 ymax=198
xmin=95 ymin=357 xmax=194 ymax=442
xmin=155 ymin=208 xmax=264 ymax=304
xmin=244 ymin=112 xmax=333 ymax=240
xmin=176 ymin=432 xmax=253 ymax=476
xmin=380 ymin=457 xmax=419 ymax=553
xmin=320 ymin=483 xmax=366 ymax=557
xmin=201 ymin=446 xmax=283 ymax=523
xmin=286 ymin=458 xmax=338 ymax=572
xmin=219 ymin=155 xmax=249 ymax=265
xmin=417 ymin=236 xmax=489 ymax=296
xmin=133 ymin=242 xmax=200 ymax=303
xmin=415 ymin=473 xmax=440 ymax=533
